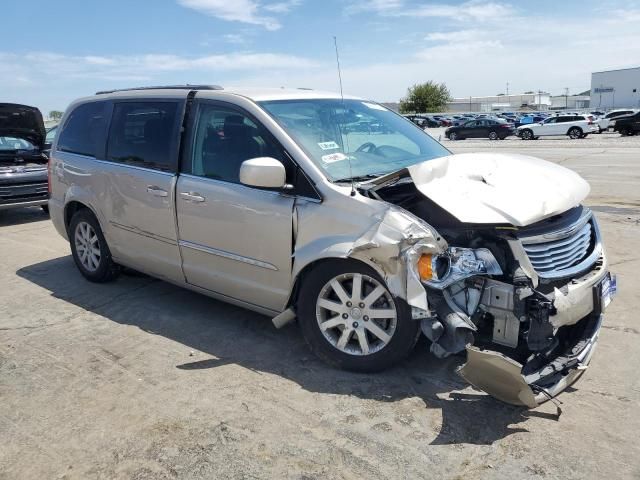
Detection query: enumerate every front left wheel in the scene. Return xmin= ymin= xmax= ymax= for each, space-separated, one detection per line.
xmin=297 ymin=260 xmax=420 ymax=372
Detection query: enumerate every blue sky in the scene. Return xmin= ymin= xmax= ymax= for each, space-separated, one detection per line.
xmin=3 ymin=0 xmax=640 ymax=115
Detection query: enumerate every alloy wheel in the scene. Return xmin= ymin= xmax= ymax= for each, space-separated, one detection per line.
xmin=315 ymin=273 xmax=397 ymax=356
xmin=74 ymin=221 xmax=101 ymax=272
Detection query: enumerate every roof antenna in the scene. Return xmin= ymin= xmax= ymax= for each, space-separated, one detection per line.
xmin=333 ymin=36 xmax=356 ymax=197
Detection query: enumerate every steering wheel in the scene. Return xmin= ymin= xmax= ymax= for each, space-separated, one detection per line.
xmin=356 ymin=142 xmax=377 ymax=154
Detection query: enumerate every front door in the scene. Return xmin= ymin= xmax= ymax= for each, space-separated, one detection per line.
xmin=539 ymin=117 xmax=559 ymax=135
xmin=176 ymin=100 xmax=295 ymax=311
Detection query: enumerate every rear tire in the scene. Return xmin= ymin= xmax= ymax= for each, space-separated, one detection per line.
xmin=69 ymin=209 xmax=120 ymax=283
xmin=488 ymin=131 xmax=498 ymax=140
xmin=568 ymin=127 xmax=582 ymax=139
xmin=297 ymin=260 xmax=420 ymax=373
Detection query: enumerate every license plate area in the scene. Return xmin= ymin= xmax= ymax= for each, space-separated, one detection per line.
xmin=600 ymin=272 xmax=617 ymax=309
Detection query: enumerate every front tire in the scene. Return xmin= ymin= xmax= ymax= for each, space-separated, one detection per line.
xmin=521 ymin=129 xmax=533 ymax=140
xmin=69 ymin=209 xmax=120 ymax=283
xmin=297 ymin=260 xmax=420 ymax=373
xmin=448 ymin=132 xmax=459 ymax=141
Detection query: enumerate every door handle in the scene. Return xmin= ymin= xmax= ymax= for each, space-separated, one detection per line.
xmin=179 ymin=191 xmax=206 ymax=203
xmin=147 ymin=186 xmax=169 ymax=197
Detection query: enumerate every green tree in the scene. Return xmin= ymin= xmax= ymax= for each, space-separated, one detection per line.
xmin=399 ymin=81 xmax=452 ymax=113
xmin=49 ymin=110 xmax=64 ymax=121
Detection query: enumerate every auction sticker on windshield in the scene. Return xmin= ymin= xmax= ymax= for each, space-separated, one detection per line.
xmin=318 ymin=141 xmax=340 ymax=150
xmin=321 ymin=153 xmax=348 ymax=164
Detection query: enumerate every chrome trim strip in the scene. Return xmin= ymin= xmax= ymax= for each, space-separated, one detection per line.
xmin=178 ymin=240 xmax=278 ymax=271
xmin=109 ymin=221 xmax=177 ymax=246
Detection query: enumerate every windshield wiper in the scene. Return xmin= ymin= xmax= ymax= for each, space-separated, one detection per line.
xmin=335 ymin=173 xmax=385 ymax=183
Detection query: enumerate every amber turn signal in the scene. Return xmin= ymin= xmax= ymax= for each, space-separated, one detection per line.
xmin=418 ymin=254 xmax=434 ymax=280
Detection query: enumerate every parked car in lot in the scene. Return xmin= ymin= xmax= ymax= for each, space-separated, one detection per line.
xmin=432 ymin=115 xmax=451 ymax=127
xmin=597 ymin=109 xmax=638 ymax=132
xmin=613 ymin=111 xmax=640 ymax=136
xmin=404 ymin=114 xmax=439 ymax=128
xmin=49 ymin=85 xmax=615 ymax=407
xmin=42 ymin=125 xmax=59 ymax=157
xmin=446 ymin=118 xmax=514 ymax=140
xmin=517 ymin=114 xmax=597 ymax=140
xmin=515 ymin=115 xmax=545 ymax=128
xmin=0 ymin=103 xmax=49 ymax=212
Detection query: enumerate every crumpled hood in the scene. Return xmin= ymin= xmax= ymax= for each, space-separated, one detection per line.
xmin=407 ymin=152 xmax=590 ymax=227
xmin=0 ymin=103 xmax=46 ymax=148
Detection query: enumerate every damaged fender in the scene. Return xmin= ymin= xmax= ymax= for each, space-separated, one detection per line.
xmin=289 ymin=199 xmax=447 ymax=318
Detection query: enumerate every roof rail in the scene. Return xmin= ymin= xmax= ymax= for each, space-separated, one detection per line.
xmin=95 ymin=84 xmax=223 ymax=95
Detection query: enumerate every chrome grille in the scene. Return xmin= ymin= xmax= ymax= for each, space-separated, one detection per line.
xmin=519 ymin=210 xmax=601 ymax=279
xmin=0 ymin=182 xmax=48 ymax=201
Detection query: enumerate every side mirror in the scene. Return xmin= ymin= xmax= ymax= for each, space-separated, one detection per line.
xmin=240 ymin=157 xmax=287 ymax=189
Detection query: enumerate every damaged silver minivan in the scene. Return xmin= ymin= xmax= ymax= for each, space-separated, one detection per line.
xmin=49 ymin=86 xmax=616 ymax=407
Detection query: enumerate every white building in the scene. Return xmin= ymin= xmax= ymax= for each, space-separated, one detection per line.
xmin=550 ymin=91 xmax=590 ymax=110
xmin=591 ymin=67 xmax=640 ymax=110
xmin=447 ymin=93 xmax=552 ymax=113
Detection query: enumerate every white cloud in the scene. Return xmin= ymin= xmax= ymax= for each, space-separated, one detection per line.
xmin=346 ymin=0 xmax=514 ymax=21
xmin=406 ymin=1 xmax=514 ymax=21
xmin=345 ymin=0 xmax=404 ymax=15
xmin=177 ymin=0 xmax=302 ymax=30
xmin=5 ymin=3 xmax=640 ymax=114
xmin=263 ymin=0 xmax=302 ymax=14
xmin=0 ymin=50 xmax=322 ymax=112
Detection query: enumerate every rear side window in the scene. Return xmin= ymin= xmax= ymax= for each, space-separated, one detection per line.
xmin=57 ymin=102 xmax=107 ymax=157
xmin=107 ymin=102 xmax=178 ymax=172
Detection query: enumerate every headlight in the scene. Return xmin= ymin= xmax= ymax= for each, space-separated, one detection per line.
xmin=419 ymin=247 xmax=502 ymax=289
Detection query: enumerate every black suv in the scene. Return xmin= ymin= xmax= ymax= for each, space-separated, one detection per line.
xmin=613 ymin=111 xmax=640 ymax=136
xmin=0 ymin=104 xmax=49 ymax=212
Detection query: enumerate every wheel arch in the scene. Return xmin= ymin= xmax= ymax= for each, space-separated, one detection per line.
xmin=62 ymin=187 xmax=106 ymax=237
xmin=286 ymin=254 xmax=387 ymax=311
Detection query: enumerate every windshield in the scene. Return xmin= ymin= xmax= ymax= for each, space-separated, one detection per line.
xmin=259 ymin=99 xmax=450 ymax=181
xmin=0 ymin=137 xmax=36 ymax=151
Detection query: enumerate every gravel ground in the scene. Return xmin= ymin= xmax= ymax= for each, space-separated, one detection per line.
xmin=1 ymin=132 xmax=639 ymax=479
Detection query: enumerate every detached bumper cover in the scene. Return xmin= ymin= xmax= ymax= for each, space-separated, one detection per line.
xmin=459 ymin=313 xmax=602 ymax=407
xmin=458 ymin=271 xmax=615 ymax=407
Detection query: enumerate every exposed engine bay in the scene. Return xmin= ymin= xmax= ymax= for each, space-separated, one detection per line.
xmin=362 ymin=173 xmax=616 ymax=407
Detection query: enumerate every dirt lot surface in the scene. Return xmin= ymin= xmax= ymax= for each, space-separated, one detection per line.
xmin=1 ymin=132 xmax=639 ymax=479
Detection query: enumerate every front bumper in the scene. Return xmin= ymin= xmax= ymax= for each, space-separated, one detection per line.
xmin=0 ymin=169 xmax=48 ymax=210
xmin=458 ymin=269 xmax=615 ymax=407
xmin=0 ymin=198 xmax=48 ymax=210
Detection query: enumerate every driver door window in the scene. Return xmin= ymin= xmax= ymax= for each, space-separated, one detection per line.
xmin=187 ymin=104 xmax=285 ymax=183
